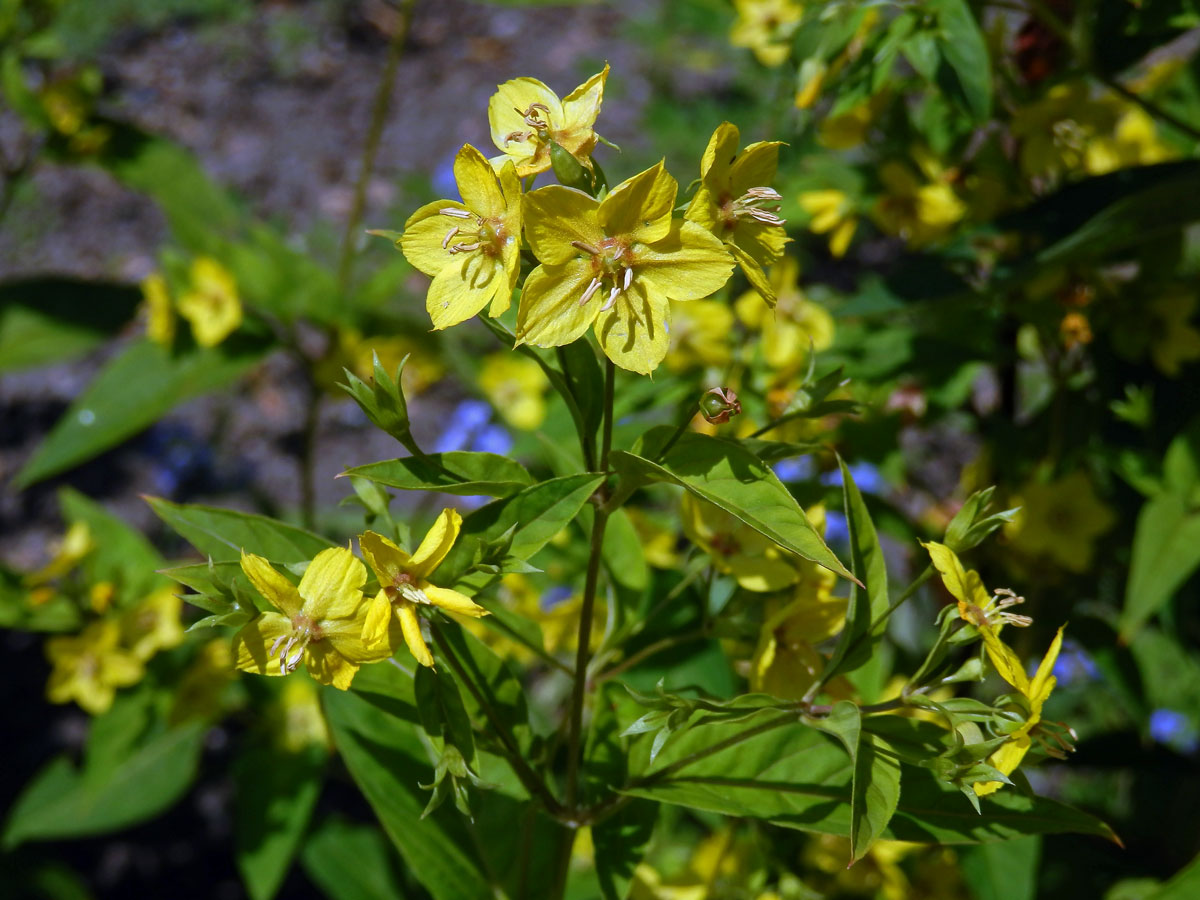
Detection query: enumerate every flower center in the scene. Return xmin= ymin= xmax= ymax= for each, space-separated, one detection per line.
xmin=720 ymin=187 xmax=786 ymax=231
xmin=503 ymin=103 xmax=552 ymax=148
xmin=269 ymin=614 xmax=324 ymax=675
xmin=439 ymin=208 xmax=506 ymax=258
xmin=570 ymin=236 xmax=637 ymax=311
xmin=391 ymin=571 xmax=430 ymax=606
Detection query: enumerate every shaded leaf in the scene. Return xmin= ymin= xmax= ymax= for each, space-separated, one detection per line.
xmin=344 ymin=452 xmax=532 ymax=498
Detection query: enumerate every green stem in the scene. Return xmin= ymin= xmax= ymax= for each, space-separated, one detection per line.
xmin=335 ymin=0 xmax=415 ymax=292
xmin=593 ymin=629 xmax=707 ymax=685
xmin=652 ymin=402 xmax=697 ymax=462
xmin=557 ymin=345 xmax=597 ymax=471
xmin=870 ymin=564 xmax=934 ymax=633
xmin=299 ymin=376 xmax=323 ymax=530
xmin=430 ymin=624 xmax=564 ymax=816
xmin=600 ymin=358 xmax=615 ymax=472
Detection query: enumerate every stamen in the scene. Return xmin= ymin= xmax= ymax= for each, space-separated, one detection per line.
xmin=623 ymin=266 xmax=633 ymax=290
xmin=580 ymin=277 xmax=602 ymax=305
xmin=286 ymin=645 xmax=305 ymax=671
xmin=440 ymin=208 xmax=472 ymax=219
xmin=746 ymin=208 xmax=786 ymax=225
xmin=449 ymin=241 xmax=483 ymax=254
xmin=503 ymin=130 xmax=529 ymax=146
xmin=442 ymin=226 xmax=460 ymax=249
xmin=600 ymin=285 xmax=621 ymax=312
xmin=745 ymin=187 xmax=783 ymax=200
xmin=269 ymin=634 xmax=287 ymax=657
xmin=571 ymin=240 xmax=601 ymax=256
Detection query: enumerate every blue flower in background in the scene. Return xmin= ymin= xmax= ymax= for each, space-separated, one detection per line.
xmin=823 ymin=510 xmax=849 ymax=547
xmin=1052 ymin=639 xmax=1099 ymax=686
xmin=431 ymin=154 xmax=459 ymax=198
xmin=541 ymin=585 xmax=573 ymax=611
xmin=819 ymin=461 xmax=886 ymax=495
xmin=433 ymin=399 xmax=495 ymax=453
xmin=473 ymin=424 xmax=513 ymax=457
xmin=772 ymin=456 xmax=814 ymax=483
xmin=1149 ymin=709 xmax=1199 ymax=754
xmin=140 ymin=421 xmax=217 ymax=498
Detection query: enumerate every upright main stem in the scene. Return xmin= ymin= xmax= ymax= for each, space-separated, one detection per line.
xmin=563 ymin=359 xmax=616 ymax=811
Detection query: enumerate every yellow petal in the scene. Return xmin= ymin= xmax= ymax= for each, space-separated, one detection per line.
xmin=728 ymin=242 xmax=776 ymax=307
xmin=559 ymin=65 xmax=609 ymax=147
xmin=923 ymin=541 xmax=990 ymax=613
xmin=232 ymin=612 xmax=293 ymax=676
xmin=732 ymin=219 xmax=789 ymax=267
xmin=636 ymin=220 xmax=734 ymax=301
xmin=699 ymin=122 xmax=740 ymax=188
xmin=178 ymin=258 xmax=242 ymax=348
xmin=594 ymin=280 xmax=671 ymax=375
xmin=729 ymin=141 xmax=782 ymax=196
xmin=488 ymin=77 xmax=563 ymax=171
xmin=298 ymin=547 xmax=366 ymax=619
xmin=979 ymin=626 xmax=1031 ymax=696
xmin=362 ymin=589 xmax=393 ymax=648
xmin=829 ymin=218 xmax=856 ymax=257
xmin=400 ymin=200 xmax=468 ymax=277
xmin=305 ymin=643 xmax=359 ymax=690
xmin=359 ymin=530 xmax=411 ymax=584
xmin=599 ymin=161 xmax=677 ymax=244
xmin=727 ymin=552 xmax=800 ymax=592
xmin=398 ymin=601 xmax=434 ymax=668
xmin=453 ymin=143 xmax=505 ymax=218
xmin=683 ymin=185 xmax=722 ymax=233
xmin=524 ymin=186 xmax=603 ymax=265
xmin=1029 ymin=626 xmax=1065 ymax=710
xmin=424 ymin=585 xmax=488 ymax=618
xmin=409 ymin=508 xmax=462 ymax=579
xmin=241 ymin=552 xmax=303 ymax=617
xmin=427 ymin=254 xmax=505 ymax=330
xmin=515 ymin=260 xmax=597 ymax=348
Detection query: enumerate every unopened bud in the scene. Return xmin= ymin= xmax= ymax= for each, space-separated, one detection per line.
xmin=699 ymin=387 xmax=741 ymax=424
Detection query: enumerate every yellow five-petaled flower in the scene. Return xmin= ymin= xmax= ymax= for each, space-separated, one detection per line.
xmin=488 ymin=66 xmax=609 ymax=178
xmin=399 ymin=144 xmax=523 ymax=331
xmin=360 ymin=509 xmax=488 ymax=668
xmin=517 ymin=161 xmax=734 ymax=374
xmin=233 ymin=546 xmax=393 ymax=690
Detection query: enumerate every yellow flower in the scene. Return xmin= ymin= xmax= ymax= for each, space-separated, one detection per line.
xmin=233 ymin=546 xmax=389 ymax=690
xmin=972 ymin=626 xmax=1065 ymax=796
xmin=24 ymin=521 xmax=93 ymax=589
xmin=682 ymin=493 xmax=800 ymax=591
xmin=625 ymin=509 xmax=681 ymax=569
xmin=798 ymin=189 xmax=857 ymax=258
xmin=488 ymin=66 xmax=609 ymax=178
xmin=177 ymin=257 xmax=242 ymax=348
xmin=399 ymin=144 xmax=523 ymax=330
xmin=872 ymin=158 xmax=965 ymax=247
xmin=730 ymin=0 xmax=803 ymax=67
xmin=120 ymin=587 xmax=185 ymax=662
xmin=517 ymin=162 xmax=733 ymax=374
xmin=750 ymin=568 xmax=846 ymax=701
xmin=817 ymin=96 xmax=886 ymax=150
xmin=360 ymin=510 xmax=487 ymax=668
xmin=924 ymin=541 xmax=1032 ymax=633
xmin=271 ymin=677 xmax=332 ymax=753
xmin=685 ymin=122 xmax=789 ymax=305
xmin=1005 ymin=472 xmax=1116 ymax=573
xmin=45 ymin=620 xmax=144 ymax=715
xmin=1084 ymin=107 xmax=1173 ymax=175
xmin=665 ymin=298 xmax=734 ymax=371
xmin=478 ymin=353 xmax=548 ymax=430
xmin=142 ymin=272 xmax=176 ymax=346
xmin=734 ymin=256 xmax=834 ymax=372
xmin=171 ymin=638 xmax=236 ymax=724
xmin=803 ymin=834 xmax=915 ymax=900
xmin=1148 ymin=291 xmax=1200 ymax=377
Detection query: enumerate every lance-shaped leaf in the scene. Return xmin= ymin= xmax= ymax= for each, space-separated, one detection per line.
xmin=147 ymin=497 xmax=335 ymax=564
xmin=344 ymin=452 xmax=533 ymax=498
xmin=612 ymin=427 xmax=855 ymax=582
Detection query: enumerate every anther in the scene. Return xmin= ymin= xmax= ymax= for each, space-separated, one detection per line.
xmin=449 ymin=241 xmax=482 ymax=254
xmin=600 ymin=285 xmax=621 ymax=312
xmin=440 ymin=208 xmax=472 ymax=219
xmin=442 ymin=226 xmax=460 ymax=249
xmin=745 ymin=187 xmax=783 ymax=200
xmin=571 ymin=240 xmax=601 ymax=256
xmin=580 ymin=277 xmax=602 ymax=305
xmin=623 ymin=267 xmax=633 ymax=290
xmin=746 ymin=208 xmax=786 ymax=225
xmin=504 ymin=131 xmax=529 ymax=146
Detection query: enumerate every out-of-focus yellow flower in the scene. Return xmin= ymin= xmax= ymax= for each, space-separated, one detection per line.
xmin=686 ymin=122 xmax=788 ymax=305
xmin=271 ymin=676 xmax=332 ymax=753
xmin=478 ymin=354 xmax=548 ymax=430
xmin=120 ymin=587 xmax=185 ymax=662
xmin=625 ymin=509 xmax=681 ymax=569
xmin=1148 ymin=291 xmax=1200 ymax=377
xmin=972 ymin=626 xmax=1065 ymax=796
xmin=818 ymin=96 xmax=886 ymax=150
xmin=1084 ymin=107 xmax=1173 ymax=175
xmin=803 ymin=834 xmax=914 ymax=900
xmin=798 ymin=189 xmax=857 ymax=258
xmin=45 ymin=620 xmax=144 ymax=715
xmin=734 ymin=256 xmax=834 ymax=373
xmin=795 ymin=59 xmax=827 ymax=109
xmin=400 ymin=144 xmax=523 ymax=330
xmin=666 ymin=299 xmax=734 ymax=371
xmin=177 ymin=257 xmax=242 ymax=348
xmin=142 ymin=272 xmax=176 ymax=346
xmin=872 ymin=155 xmax=965 ymax=247
xmin=1005 ymin=471 xmax=1116 ymax=573
xmin=682 ymin=493 xmax=800 ymax=591
xmin=316 ymin=329 xmax=446 ymax=398
xmin=25 ymin=521 xmax=94 ymax=589
xmin=631 ymin=828 xmax=754 ymax=899
xmin=171 ymin=638 xmax=236 ymax=724
xmin=517 ymin=162 xmax=733 ymax=375
xmin=749 ymin=570 xmax=846 ymax=701
xmin=1059 ymin=311 xmax=1093 ymax=349
xmin=234 ymin=547 xmax=390 ymax=690
xmin=360 ymin=511 xmax=487 ymax=668
xmin=488 ymin=66 xmax=609 ymax=178
xmin=89 ymin=581 xmax=116 ymax=614
xmin=730 ymin=0 xmax=803 ymax=67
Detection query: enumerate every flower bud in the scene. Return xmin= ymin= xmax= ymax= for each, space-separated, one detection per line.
xmin=699 ymin=387 xmax=741 ymax=424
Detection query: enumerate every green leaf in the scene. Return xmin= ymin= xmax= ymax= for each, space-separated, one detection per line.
xmin=825 ymin=457 xmax=889 ymax=680
xmin=929 ymin=0 xmax=992 ymax=121
xmin=612 ymin=429 xmax=855 ymax=582
xmin=0 ymin=278 xmax=141 ymax=373
xmin=147 ymin=497 xmax=335 ymax=564
xmin=322 ymin=684 xmax=492 ymax=900
xmin=301 ymin=818 xmax=410 ymax=900
xmin=60 ymin=488 xmax=165 ymax=598
xmin=1119 ymin=493 xmax=1200 ymax=642
xmin=340 ymin=354 xmax=423 ymax=457
xmin=344 ymin=452 xmax=533 ymax=498
xmin=16 ymin=338 xmax=266 ymax=487
xmin=961 ymin=835 xmax=1041 ymax=900
xmin=435 ymin=624 xmax=530 ymax=746
xmin=3 ymin=722 xmax=205 ymax=848
xmin=1147 ymin=851 xmax=1200 ymax=900
xmin=415 ymin=664 xmax=477 ymax=764
xmin=235 ymin=745 xmax=326 ymax=900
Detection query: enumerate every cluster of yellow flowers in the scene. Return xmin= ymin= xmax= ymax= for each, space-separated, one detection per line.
xmin=232 ymin=509 xmax=485 ymax=689
xmin=142 ymin=257 xmax=243 ymax=349
xmin=394 ymin=69 xmax=794 ymax=376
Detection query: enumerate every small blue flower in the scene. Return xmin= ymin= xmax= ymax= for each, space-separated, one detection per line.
xmin=432 ymin=155 xmax=459 ymax=198
xmin=433 ymin=399 xmax=494 ymax=453
xmin=772 ymin=456 xmax=814 ymax=483
xmin=472 ymin=424 xmax=513 ymax=456
xmin=1149 ymin=709 xmax=1199 ymax=754
xmin=1052 ymin=639 xmax=1099 ymax=686
xmin=541 ymin=585 xmax=573 ymax=611
xmin=823 ymin=510 xmax=849 ymax=547
xmin=819 ymin=462 xmax=885 ymax=495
